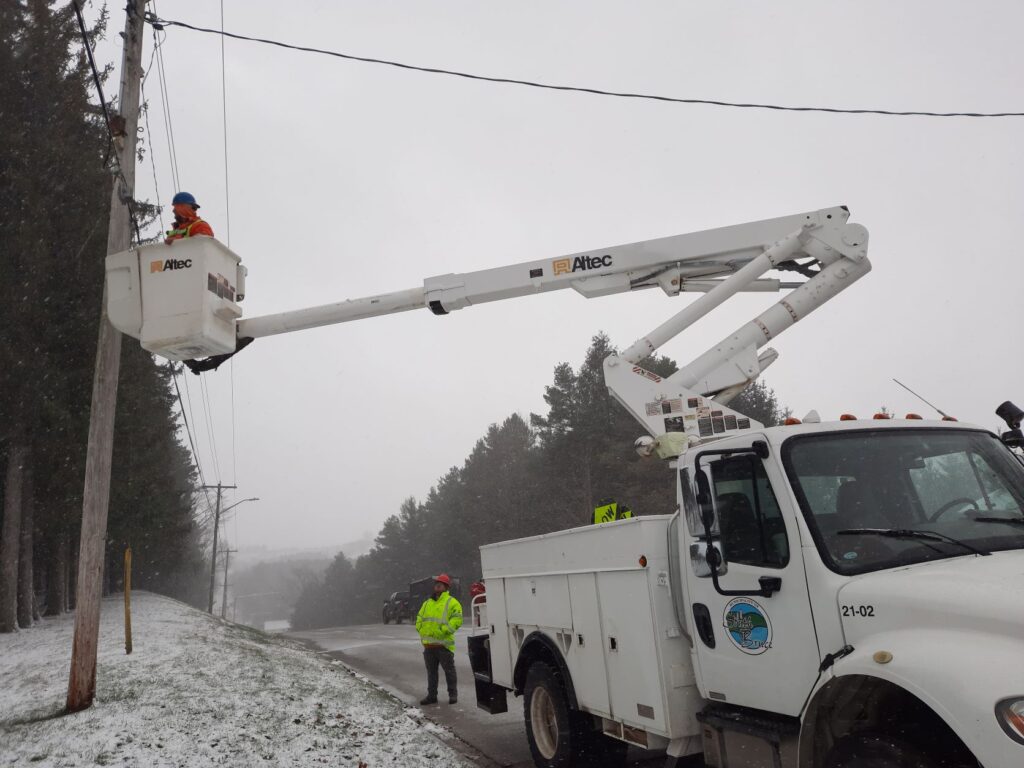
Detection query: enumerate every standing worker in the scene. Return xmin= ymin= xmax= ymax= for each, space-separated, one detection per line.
xmin=415 ymin=574 xmax=462 ymax=705
xmin=164 ymin=192 xmax=214 ymax=244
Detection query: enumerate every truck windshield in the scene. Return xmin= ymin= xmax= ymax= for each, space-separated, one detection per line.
xmin=782 ymin=429 xmax=1024 ymax=575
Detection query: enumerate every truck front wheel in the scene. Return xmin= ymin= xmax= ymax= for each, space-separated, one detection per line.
xmin=824 ymin=733 xmax=935 ymax=768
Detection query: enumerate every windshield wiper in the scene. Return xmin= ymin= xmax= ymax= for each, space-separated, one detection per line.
xmin=837 ymin=528 xmax=991 ymax=557
xmin=972 ymin=516 xmax=1024 ymax=528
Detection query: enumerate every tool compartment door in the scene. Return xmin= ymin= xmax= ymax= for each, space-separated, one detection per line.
xmin=485 ymin=578 xmax=513 ymax=687
xmin=598 ymin=570 xmax=667 ymax=732
xmin=566 ymin=573 xmax=611 ymax=717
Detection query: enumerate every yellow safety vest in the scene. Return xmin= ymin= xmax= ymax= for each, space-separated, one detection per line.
xmin=166 ymin=218 xmax=208 ymax=239
xmin=415 ymin=592 xmax=463 ymax=650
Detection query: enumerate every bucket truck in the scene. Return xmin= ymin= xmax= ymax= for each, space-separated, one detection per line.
xmin=106 ymin=207 xmax=1024 ymax=768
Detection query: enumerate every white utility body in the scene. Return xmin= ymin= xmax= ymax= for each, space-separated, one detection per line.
xmin=477 ymin=516 xmax=705 ymax=748
xmin=106 ymin=207 xmax=1024 ymax=768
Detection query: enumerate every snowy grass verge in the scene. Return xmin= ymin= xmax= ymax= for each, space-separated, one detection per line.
xmin=0 ymin=591 xmax=470 ymax=766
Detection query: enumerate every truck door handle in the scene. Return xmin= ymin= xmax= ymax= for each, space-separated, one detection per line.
xmin=692 ymin=603 xmax=715 ymax=648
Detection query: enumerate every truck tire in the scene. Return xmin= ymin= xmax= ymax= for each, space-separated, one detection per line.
xmin=824 ymin=733 xmax=935 ymax=768
xmin=523 ymin=662 xmax=625 ymax=768
xmin=524 ymin=662 xmax=582 ymax=767
xmin=382 ymin=611 xmax=390 ymax=625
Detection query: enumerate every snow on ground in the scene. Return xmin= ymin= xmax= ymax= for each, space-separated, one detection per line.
xmin=0 ymin=592 xmax=471 ymax=766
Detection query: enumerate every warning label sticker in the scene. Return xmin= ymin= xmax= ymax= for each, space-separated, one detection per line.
xmin=646 ymin=398 xmax=684 ymax=417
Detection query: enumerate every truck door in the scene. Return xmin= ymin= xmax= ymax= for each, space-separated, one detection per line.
xmin=681 ymin=442 xmax=820 ymax=716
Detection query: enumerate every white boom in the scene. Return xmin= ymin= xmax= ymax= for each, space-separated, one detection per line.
xmin=105 ymin=205 xmax=869 ymax=447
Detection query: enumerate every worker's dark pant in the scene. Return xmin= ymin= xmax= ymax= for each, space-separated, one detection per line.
xmin=423 ymin=645 xmax=457 ymax=697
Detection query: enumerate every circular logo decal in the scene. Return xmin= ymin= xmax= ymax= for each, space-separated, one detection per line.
xmin=723 ymin=597 xmax=773 ymax=655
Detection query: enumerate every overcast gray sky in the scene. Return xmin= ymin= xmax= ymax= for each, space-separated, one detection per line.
xmin=93 ymin=1 xmax=1024 ymax=553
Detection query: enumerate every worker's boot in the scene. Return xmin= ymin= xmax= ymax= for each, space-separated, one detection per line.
xmin=448 ymin=693 xmax=458 ymax=705
xmin=420 ymin=695 xmax=437 ymax=706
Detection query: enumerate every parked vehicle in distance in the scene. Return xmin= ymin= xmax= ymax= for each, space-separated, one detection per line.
xmin=381 ymin=590 xmax=411 ymax=624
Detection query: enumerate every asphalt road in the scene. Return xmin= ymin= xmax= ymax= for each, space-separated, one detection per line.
xmin=289 ymin=622 xmax=665 ymax=768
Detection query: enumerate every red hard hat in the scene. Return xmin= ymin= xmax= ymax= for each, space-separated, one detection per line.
xmin=434 ymin=574 xmax=451 ymax=587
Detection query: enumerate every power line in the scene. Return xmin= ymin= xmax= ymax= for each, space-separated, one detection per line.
xmin=171 ymin=369 xmax=215 ymax=516
xmin=177 ymin=370 xmax=218 ymax=519
xmin=139 ymin=26 xmax=165 ymax=234
xmin=144 ymin=12 xmax=1024 ymax=119
xmin=71 ymin=0 xmax=144 ymax=243
xmin=219 ymin=0 xmax=232 ymax=246
xmin=220 ymin=1 xmax=239 ymax=488
xmin=140 ymin=93 xmax=165 ymax=232
xmin=230 ymin=359 xmax=237 ymax=486
xmin=199 ymin=373 xmax=223 ymax=482
xmin=151 ymin=2 xmax=181 ymax=192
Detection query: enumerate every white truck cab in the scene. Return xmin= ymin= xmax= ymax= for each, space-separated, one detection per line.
xmin=468 ymin=421 xmax=1024 ymax=768
xmin=469 ymin=418 xmax=1024 ymax=767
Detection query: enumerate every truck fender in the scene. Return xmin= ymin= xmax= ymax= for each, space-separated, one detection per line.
xmin=513 ymin=631 xmax=579 ymax=710
xmin=801 ymin=629 xmax=1022 ymax=768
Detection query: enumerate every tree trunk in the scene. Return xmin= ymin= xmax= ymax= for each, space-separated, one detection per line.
xmin=0 ymin=442 xmax=27 ymax=632
xmin=46 ymin=533 xmax=68 ymax=616
xmin=33 ymin=554 xmax=42 ymax=621
xmin=17 ymin=459 xmax=34 ymax=628
xmin=66 ymin=535 xmax=76 ymax=611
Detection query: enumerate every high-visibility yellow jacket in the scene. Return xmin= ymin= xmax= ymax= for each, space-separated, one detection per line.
xmin=415 ymin=591 xmax=463 ymax=650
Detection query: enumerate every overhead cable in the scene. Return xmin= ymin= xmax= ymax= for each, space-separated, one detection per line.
xmin=153 ymin=27 xmax=182 ymax=191
xmin=219 ymin=0 xmax=232 ymax=246
xmin=171 ymin=368 xmax=216 ymax=515
xmin=144 ymin=13 xmax=1024 ymax=119
xmin=72 ymin=0 xmax=143 ymax=243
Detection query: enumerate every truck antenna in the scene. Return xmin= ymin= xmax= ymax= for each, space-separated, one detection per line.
xmin=892 ymin=378 xmax=949 ymax=419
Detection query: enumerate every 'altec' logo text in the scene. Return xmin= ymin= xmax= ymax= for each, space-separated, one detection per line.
xmin=150 ymin=258 xmax=192 ymax=273
xmin=552 ymin=254 xmax=612 ymax=276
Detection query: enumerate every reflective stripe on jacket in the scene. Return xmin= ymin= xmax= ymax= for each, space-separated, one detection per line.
xmin=415 ymin=591 xmax=463 ymax=650
xmin=165 ymin=217 xmax=214 ymax=241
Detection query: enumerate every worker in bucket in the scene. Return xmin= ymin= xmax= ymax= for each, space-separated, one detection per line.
xmin=164 ymin=191 xmax=214 ymax=244
xmin=415 ymin=574 xmax=462 ymax=705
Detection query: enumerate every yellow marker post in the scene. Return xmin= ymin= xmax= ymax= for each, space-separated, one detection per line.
xmin=124 ymin=547 xmax=132 ymax=655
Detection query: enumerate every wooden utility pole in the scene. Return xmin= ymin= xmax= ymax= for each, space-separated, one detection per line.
xmin=66 ymin=0 xmax=146 ymax=713
xmin=220 ymin=546 xmax=236 ymax=619
xmin=204 ymin=483 xmax=236 ymax=614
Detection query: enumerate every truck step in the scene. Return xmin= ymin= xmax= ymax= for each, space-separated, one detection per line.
xmin=696 ymin=704 xmax=799 ymax=742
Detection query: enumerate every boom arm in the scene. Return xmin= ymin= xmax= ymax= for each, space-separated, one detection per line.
xmin=105 ymin=205 xmax=869 ymax=446
xmin=234 ymin=208 xmax=831 ymax=339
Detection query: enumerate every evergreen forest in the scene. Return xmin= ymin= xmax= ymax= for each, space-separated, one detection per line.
xmin=0 ymin=2 xmax=208 ymax=633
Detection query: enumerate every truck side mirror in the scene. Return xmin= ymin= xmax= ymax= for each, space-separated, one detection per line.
xmin=694 ymin=468 xmax=718 ymax=536
xmin=1000 ymin=428 xmax=1024 ymax=449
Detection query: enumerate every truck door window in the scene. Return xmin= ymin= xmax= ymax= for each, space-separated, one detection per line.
xmin=710 ymin=457 xmax=789 ymax=568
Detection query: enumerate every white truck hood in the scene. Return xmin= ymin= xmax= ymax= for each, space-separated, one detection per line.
xmin=836 ymin=549 xmax=1024 ymax=641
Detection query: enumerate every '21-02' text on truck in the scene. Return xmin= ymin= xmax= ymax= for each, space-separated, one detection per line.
xmin=105 ymin=207 xmax=1024 ymax=766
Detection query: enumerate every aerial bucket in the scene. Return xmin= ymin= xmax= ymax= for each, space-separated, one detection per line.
xmin=105 ymin=238 xmax=247 ymax=361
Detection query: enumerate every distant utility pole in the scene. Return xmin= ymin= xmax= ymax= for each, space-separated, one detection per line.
xmin=67 ymin=0 xmax=146 ymax=713
xmin=220 ymin=546 xmax=236 ymax=619
xmin=203 ymin=483 xmax=236 ymax=614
